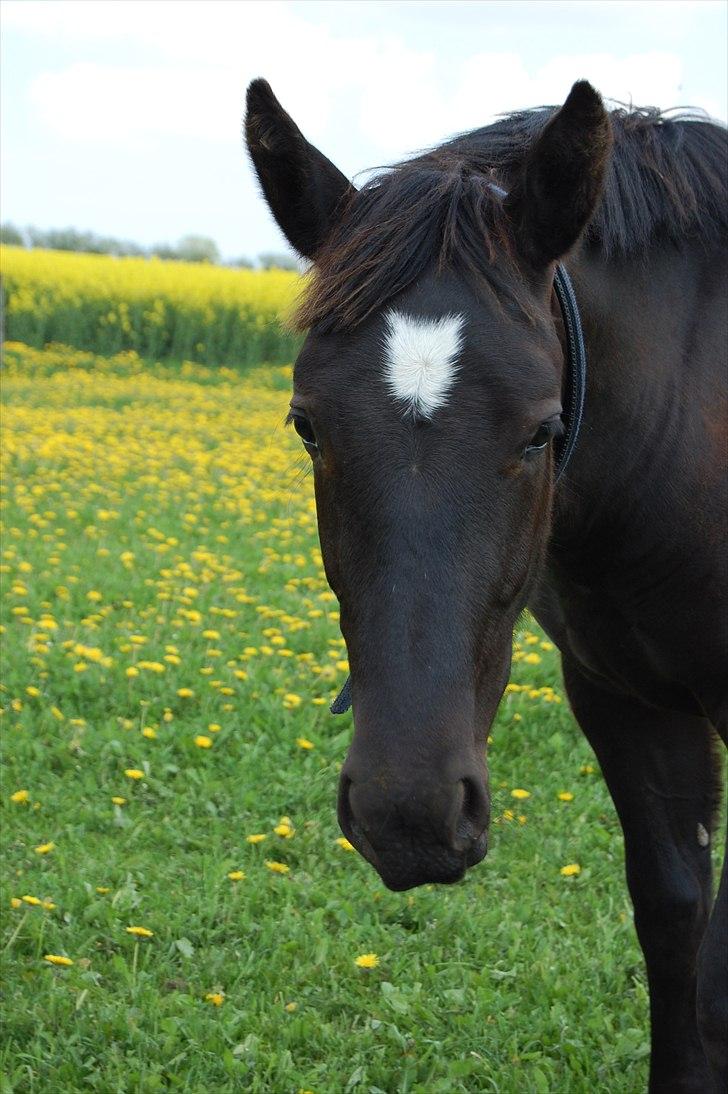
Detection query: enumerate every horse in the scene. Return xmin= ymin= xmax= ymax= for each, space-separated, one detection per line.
xmin=244 ymin=78 xmax=727 ymax=1091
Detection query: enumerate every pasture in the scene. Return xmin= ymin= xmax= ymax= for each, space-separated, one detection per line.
xmin=0 ymin=333 xmax=661 ymax=1093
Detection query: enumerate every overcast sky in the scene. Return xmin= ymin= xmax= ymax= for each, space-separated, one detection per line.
xmin=2 ymin=0 xmax=726 ymax=261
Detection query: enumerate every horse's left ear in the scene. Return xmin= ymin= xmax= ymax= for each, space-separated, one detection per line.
xmin=245 ymin=78 xmax=355 ymax=260
xmin=505 ymin=80 xmax=613 ymax=268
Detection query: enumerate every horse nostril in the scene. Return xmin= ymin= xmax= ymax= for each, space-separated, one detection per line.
xmin=456 ymin=777 xmax=489 ymax=843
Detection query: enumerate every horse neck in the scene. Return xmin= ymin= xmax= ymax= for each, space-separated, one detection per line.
xmin=550 ymin=236 xmax=725 ymax=570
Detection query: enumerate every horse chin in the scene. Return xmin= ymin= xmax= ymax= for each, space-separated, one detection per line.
xmin=370 ymin=832 xmax=489 ymax=893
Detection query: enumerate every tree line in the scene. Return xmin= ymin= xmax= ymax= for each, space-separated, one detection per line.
xmin=0 ymin=223 xmax=300 ymax=271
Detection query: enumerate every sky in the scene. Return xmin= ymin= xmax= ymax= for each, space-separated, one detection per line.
xmin=2 ymin=0 xmax=726 ymax=262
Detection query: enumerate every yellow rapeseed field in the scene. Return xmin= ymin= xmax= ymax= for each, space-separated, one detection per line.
xmin=0 ymin=245 xmax=302 ymax=366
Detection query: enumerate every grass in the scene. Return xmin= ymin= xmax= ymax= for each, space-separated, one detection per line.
xmin=0 ymin=341 xmax=675 ymax=1092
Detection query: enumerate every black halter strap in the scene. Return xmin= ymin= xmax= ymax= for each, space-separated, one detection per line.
xmin=329 ymin=190 xmax=588 ymax=716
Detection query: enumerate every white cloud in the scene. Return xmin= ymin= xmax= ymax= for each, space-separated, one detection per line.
xmin=4 ymin=0 xmax=724 ymax=253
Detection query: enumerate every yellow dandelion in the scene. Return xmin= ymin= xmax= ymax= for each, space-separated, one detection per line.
xmin=354 ymin=953 xmax=379 ymax=969
xmin=557 ymin=791 xmax=574 ymax=802
xmin=10 ymin=897 xmax=22 ymax=909
xmin=227 ymin=870 xmax=246 ymax=881
xmin=335 ymin=837 xmax=355 ymax=852
xmin=246 ymin=833 xmax=266 ymax=844
xmin=34 ymin=841 xmax=55 ymax=855
xmin=124 ymin=768 xmax=145 ymax=780
xmin=295 ymin=737 xmax=315 ymax=750
xmin=22 ymin=895 xmax=42 ymax=906
xmin=10 ymin=789 xmax=29 ymax=804
xmin=560 ymin=863 xmax=582 ymax=877
xmin=96 ymin=886 xmax=111 ymax=894
xmin=274 ymin=819 xmax=295 ymax=838
xmin=177 ymin=688 xmax=194 ymax=698
xmin=194 ymin=735 xmax=213 ymax=749
xmin=205 ymin=991 xmax=225 ymax=1006
xmin=26 ymin=686 xmax=41 ymax=698
xmin=510 ymin=788 xmax=531 ymax=800
xmin=142 ymin=727 xmax=157 ymax=739
xmin=111 ymin=796 xmax=127 ymax=806
xmin=265 ymin=860 xmax=290 ymax=874
xmin=125 ymin=925 xmax=154 ymax=938
xmin=284 ymin=1001 xmax=298 ymax=1012
xmin=44 ymin=954 xmax=73 ymax=967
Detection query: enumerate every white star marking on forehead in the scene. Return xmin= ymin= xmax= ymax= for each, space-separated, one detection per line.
xmin=383 ymin=310 xmax=465 ymax=419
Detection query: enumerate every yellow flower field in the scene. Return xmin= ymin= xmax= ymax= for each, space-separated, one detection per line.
xmin=1 ymin=340 xmax=649 ymax=1092
xmin=0 ymin=245 xmax=302 ymax=365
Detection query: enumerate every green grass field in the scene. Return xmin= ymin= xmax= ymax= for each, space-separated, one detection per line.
xmin=0 ymin=341 xmax=684 ymax=1092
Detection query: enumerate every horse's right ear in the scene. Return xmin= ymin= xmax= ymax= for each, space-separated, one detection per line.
xmin=245 ymin=79 xmax=354 ymax=261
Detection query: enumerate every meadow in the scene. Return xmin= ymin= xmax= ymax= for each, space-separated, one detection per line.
xmin=0 ymin=332 xmax=668 ymax=1094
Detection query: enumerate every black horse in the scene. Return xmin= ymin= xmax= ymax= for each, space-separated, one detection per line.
xmin=245 ymin=79 xmax=727 ymax=1091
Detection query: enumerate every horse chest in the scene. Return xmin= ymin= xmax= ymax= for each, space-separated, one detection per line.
xmin=534 ymin=577 xmax=705 ymax=716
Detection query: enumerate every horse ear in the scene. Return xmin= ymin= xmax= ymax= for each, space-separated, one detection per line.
xmin=245 ymin=79 xmax=354 ymax=260
xmin=505 ymin=80 xmax=612 ymax=268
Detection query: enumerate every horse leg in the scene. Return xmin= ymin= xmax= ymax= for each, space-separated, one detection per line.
xmin=696 ymin=825 xmax=728 ymax=1088
xmin=561 ymin=653 xmax=720 ymax=1093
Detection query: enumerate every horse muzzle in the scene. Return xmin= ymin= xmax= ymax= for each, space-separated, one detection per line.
xmin=337 ymin=766 xmax=490 ymax=891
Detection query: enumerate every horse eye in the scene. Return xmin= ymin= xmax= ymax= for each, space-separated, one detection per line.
xmin=525 ymin=419 xmax=561 ymax=457
xmin=292 ymin=413 xmax=318 ymax=451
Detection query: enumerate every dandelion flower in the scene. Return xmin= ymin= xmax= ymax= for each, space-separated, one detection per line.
xmin=34 ymin=841 xmax=55 ymax=854
xmin=177 ymin=688 xmax=194 ymax=698
xmin=284 ymin=1001 xmax=298 ymax=1012
xmin=335 ymin=837 xmax=355 ymax=852
xmin=246 ymin=833 xmax=266 ymax=844
xmin=354 ymin=953 xmax=379 ymax=969
xmin=227 ymin=870 xmax=245 ymax=881
xmin=205 ymin=991 xmax=225 ymax=1006
xmin=124 ymin=768 xmax=144 ymax=780
xmin=265 ymin=860 xmax=290 ymax=874
xmin=560 ymin=863 xmax=581 ymax=877
xmin=557 ymin=791 xmax=574 ymax=802
xmin=96 ymin=886 xmax=111 ymax=894
xmin=510 ymin=788 xmax=530 ymax=800
xmin=274 ymin=818 xmax=295 ymax=838
xmin=126 ymin=925 xmax=154 ymax=938
xmin=22 ymin=895 xmax=42 ymax=906
xmin=10 ymin=789 xmax=29 ymax=804
xmin=194 ymin=735 xmax=212 ymax=749
xmin=10 ymin=897 xmax=22 ymax=909
xmin=295 ymin=737 xmax=314 ymax=750
xmin=112 ymin=796 xmax=127 ymax=806
xmin=142 ymin=727 xmax=157 ymax=739
xmin=44 ymin=954 xmax=73 ymax=967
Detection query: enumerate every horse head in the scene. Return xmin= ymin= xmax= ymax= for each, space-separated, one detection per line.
xmin=245 ymin=78 xmax=611 ymax=890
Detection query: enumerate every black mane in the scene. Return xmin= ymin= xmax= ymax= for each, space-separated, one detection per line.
xmin=295 ymin=105 xmax=727 ymax=333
